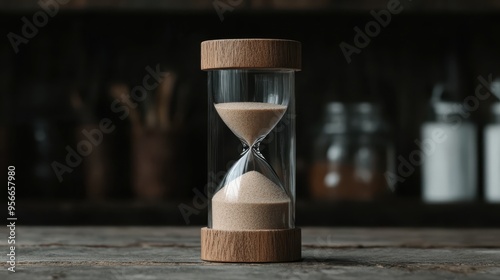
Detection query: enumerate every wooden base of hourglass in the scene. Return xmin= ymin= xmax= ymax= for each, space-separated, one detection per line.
xmin=200 ymin=227 xmax=301 ymax=262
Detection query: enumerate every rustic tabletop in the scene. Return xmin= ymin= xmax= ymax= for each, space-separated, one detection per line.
xmin=1 ymin=227 xmax=500 ymax=279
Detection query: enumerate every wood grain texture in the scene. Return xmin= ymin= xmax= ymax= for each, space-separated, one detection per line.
xmin=1 ymin=227 xmax=500 ymax=279
xmin=201 ymin=39 xmax=301 ymax=70
xmin=201 ymin=227 xmax=301 ymax=262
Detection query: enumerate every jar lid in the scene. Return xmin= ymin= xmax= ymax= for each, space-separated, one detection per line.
xmin=432 ymin=102 xmax=463 ymax=116
xmin=323 ymin=102 xmax=386 ymax=134
xmin=201 ymin=39 xmax=301 ymax=71
xmin=326 ymin=102 xmax=380 ymax=115
xmin=325 ymin=102 xmax=345 ymax=114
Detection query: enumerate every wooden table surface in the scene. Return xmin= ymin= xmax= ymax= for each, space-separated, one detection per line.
xmin=1 ymin=227 xmax=500 ymax=279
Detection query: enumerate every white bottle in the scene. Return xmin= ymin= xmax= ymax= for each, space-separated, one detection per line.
xmin=485 ymin=103 xmax=500 ymax=202
xmin=422 ymin=102 xmax=477 ymax=203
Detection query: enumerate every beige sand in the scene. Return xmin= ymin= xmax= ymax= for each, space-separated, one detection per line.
xmin=212 ymin=171 xmax=290 ymax=230
xmin=214 ymin=102 xmax=287 ymax=145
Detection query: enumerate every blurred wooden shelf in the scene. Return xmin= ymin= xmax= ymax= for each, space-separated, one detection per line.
xmin=15 ymin=199 xmax=500 ymax=227
xmin=2 ymin=0 xmax=500 ymax=13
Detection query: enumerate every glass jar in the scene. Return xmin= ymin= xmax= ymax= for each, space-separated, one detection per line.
xmin=421 ymin=102 xmax=477 ymax=202
xmin=200 ymin=39 xmax=301 ymax=263
xmin=309 ymin=102 xmax=394 ymax=201
xmin=485 ymin=102 xmax=500 ymax=202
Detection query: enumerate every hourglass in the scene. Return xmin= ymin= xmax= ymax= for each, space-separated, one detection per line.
xmin=201 ymin=39 xmax=302 ymax=262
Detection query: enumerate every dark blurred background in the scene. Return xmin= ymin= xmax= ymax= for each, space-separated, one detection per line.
xmin=1 ymin=0 xmax=500 ymax=227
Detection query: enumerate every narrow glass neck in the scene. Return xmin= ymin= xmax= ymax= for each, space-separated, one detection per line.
xmin=241 ymin=140 xmax=263 ymax=157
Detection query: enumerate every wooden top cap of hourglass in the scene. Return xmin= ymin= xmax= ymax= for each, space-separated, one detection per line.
xmin=201 ymin=39 xmax=301 ymax=71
